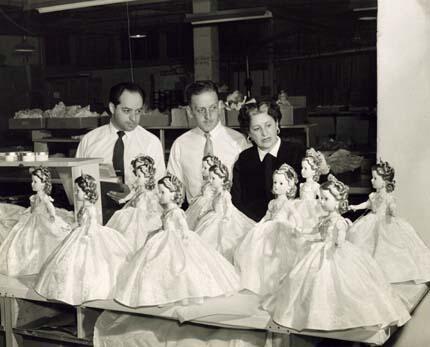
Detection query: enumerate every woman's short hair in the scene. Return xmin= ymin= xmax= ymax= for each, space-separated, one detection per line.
xmin=237 ymin=100 xmax=282 ymax=135
xmin=320 ymin=174 xmax=349 ymax=214
xmin=74 ymin=174 xmax=99 ymax=204
xmin=372 ymin=160 xmax=396 ymax=192
xmin=158 ymin=173 xmax=184 ymax=206
xmin=31 ymin=166 xmax=52 ymax=195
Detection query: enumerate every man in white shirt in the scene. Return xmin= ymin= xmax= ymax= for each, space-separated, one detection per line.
xmin=167 ymin=81 xmax=248 ymax=202
xmin=76 ymin=82 xmax=165 ymax=220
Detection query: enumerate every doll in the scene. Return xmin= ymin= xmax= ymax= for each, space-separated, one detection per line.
xmin=262 ymin=175 xmax=410 ymax=331
xmin=114 ymin=173 xmax=240 ymax=307
xmin=0 ymin=167 xmax=71 ymax=276
xmin=294 ymin=148 xmax=330 ymax=232
xmin=235 ymin=164 xmax=303 ymax=296
xmin=34 ymin=174 xmax=132 ymax=305
xmin=185 ymin=155 xmax=221 ymax=230
xmin=106 ymin=155 xmax=162 ymax=251
xmin=194 ymin=163 xmax=255 ymax=263
xmin=0 ymin=203 xmax=25 ymax=244
xmin=348 ymin=160 xmax=430 ymax=284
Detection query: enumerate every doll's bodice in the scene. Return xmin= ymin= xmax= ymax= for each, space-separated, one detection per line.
xmin=161 ymin=207 xmax=186 ymax=232
xmin=300 ymin=181 xmax=319 ymax=200
xmin=318 ymin=215 xmax=346 ymax=244
xmin=201 ymin=181 xmax=215 ymax=197
xmin=369 ymin=192 xmax=393 ymax=215
xmin=212 ymin=190 xmax=230 ymax=214
xmin=266 ymin=198 xmax=292 ymax=222
xmin=30 ymin=194 xmax=52 ymax=215
xmin=77 ymin=205 xmax=98 ymax=227
xmin=128 ymin=187 xmax=158 ymax=211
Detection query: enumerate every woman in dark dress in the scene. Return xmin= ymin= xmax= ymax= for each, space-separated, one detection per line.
xmin=231 ymin=101 xmax=306 ymax=222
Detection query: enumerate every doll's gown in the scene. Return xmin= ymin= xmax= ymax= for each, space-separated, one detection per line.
xmin=34 ymin=205 xmax=132 ymax=305
xmin=0 ymin=195 xmax=72 ymax=276
xmin=262 ymin=215 xmax=410 ymax=331
xmin=348 ymin=192 xmax=430 ymax=284
xmin=185 ymin=181 xmax=215 ymax=230
xmin=194 ymin=191 xmax=255 ymax=263
xmin=234 ymin=198 xmax=303 ymax=296
xmin=114 ymin=206 xmax=240 ymax=307
xmin=294 ymin=182 xmax=325 ymax=232
xmin=106 ymin=187 xmax=162 ymax=251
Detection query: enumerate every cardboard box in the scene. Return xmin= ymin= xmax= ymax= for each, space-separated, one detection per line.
xmin=226 ymin=109 xmax=240 ymax=127
xmin=287 ymin=96 xmax=307 ymax=107
xmin=140 ymin=109 xmax=170 ymax=127
xmin=46 ymin=117 xmax=99 ymax=129
xmin=279 ymin=106 xmax=307 ymax=125
xmin=170 ymin=108 xmax=188 ymax=127
xmin=9 ymin=118 xmax=45 ymax=129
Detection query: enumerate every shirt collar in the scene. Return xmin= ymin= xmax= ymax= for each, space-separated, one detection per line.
xmin=108 ymin=121 xmax=135 ymax=138
xmin=195 ymin=120 xmax=222 ymax=138
xmin=257 ymin=136 xmax=282 ymax=162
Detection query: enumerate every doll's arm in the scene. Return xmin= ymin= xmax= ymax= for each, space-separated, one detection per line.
xmin=334 ymin=219 xmax=349 ymax=247
xmin=118 ymin=187 xmax=137 ymax=204
xmin=221 ymin=192 xmax=233 ymax=222
xmin=43 ymin=196 xmax=57 ymax=222
xmin=349 ymin=199 xmax=370 ymax=212
xmin=387 ymin=195 xmax=396 ymax=217
xmin=286 ymin=204 xmax=303 ymax=232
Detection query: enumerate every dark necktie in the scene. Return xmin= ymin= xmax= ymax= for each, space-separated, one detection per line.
xmin=113 ymin=130 xmax=125 ymax=182
xmin=204 ymin=132 xmax=214 ymax=156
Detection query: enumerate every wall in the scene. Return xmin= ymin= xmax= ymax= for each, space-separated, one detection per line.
xmin=379 ymin=1 xmax=430 ymax=345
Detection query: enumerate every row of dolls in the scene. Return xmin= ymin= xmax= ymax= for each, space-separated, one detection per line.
xmin=0 ymin=151 xmax=430 ymax=333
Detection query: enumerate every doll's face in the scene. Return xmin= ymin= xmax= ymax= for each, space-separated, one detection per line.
xmin=135 ymin=166 xmax=149 ymax=184
xmin=272 ymin=173 xmax=291 ymax=196
xmin=201 ymin=160 xmax=211 ymax=179
xmin=320 ymin=188 xmax=338 ymax=212
xmin=209 ymin=171 xmax=224 ymax=190
xmin=371 ymin=170 xmax=386 ymax=190
xmin=31 ymin=174 xmax=45 ymax=193
xmin=158 ymin=183 xmax=175 ymax=205
xmin=301 ymin=160 xmax=315 ymax=179
xmin=75 ymin=183 xmax=86 ymax=201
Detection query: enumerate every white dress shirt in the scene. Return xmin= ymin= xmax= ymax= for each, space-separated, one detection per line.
xmin=257 ymin=136 xmax=282 ymax=161
xmin=76 ymin=122 xmax=166 ymax=186
xmin=168 ymin=122 xmax=248 ymax=202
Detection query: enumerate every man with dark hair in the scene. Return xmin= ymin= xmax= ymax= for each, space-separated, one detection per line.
xmin=76 ymin=82 xmax=165 ymax=221
xmin=167 ymin=80 xmax=248 ymax=202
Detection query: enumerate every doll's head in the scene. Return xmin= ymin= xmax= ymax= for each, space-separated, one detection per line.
xmin=320 ymin=174 xmax=349 ymax=214
xmin=208 ymin=163 xmax=231 ymax=191
xmin=158 ymin=173 xmax=184 ymax=206
xmin=131 ymin=155 xmax=156 ymax=190
xmin=74 ymin=174 xmax=98 ymax=204
xmin=31 ymin=167 xmax=52 ymax=195
xmin=301 ymin=148 xmax=330 ymax=182
xmin=272 ymin=163 xmax=298 ymax=199
xmin=371 ymin=160 xmax=395 ymax=193
xmin=202 ymin=155 xmax=221 ymax=180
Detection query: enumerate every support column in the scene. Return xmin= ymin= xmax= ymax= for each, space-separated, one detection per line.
xmin=192 ymin=0 xmax=219 ymax=82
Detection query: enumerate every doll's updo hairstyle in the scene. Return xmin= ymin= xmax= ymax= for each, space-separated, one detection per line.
xmin=31 ymin=166 xmax=52 ymax=195
xmin=237 ymin=100 xmax=282 ymax=136
xmin=158 ymin=173 xmax=184 ymax=206
xmin=202 ymin=154 xmax=221 ymax=168
xmin=302 ymin=148 xmax=330 ymax=182
xmin=372 ymin=160 xmax=396 ymax=193
xmin=132 ymin=155 xmax=156 ymax=190
xmin=273 ymin=163 xmax=298 ymax=199
xmin=320 ymin=174 xmax=349 ymax=214
xmin=209 ymin=163 xmax=231 ymax=190
xmin=74 ymin=174 xmax=98 ymax=204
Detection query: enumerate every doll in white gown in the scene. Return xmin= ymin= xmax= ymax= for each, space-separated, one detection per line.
xmin=106 ymin=155 xmax=162 ymax=251
xmin=0 ymin=203 xmax=25 ymax=244
xmin=0 ymin=167 xmax=71 ymax=276
xmin=185 ymin=155 xmax=220 ymax=230
xmin=263 ymin=175 xmax=410 ymax=331
xmin=194 ymin=163 xmax=255 ymax=263
xmin=35 ymin=174 xmax=132 ymax=305
xmin=235 ymin=164 xmax=303 ymax=295
xmin=348 ymin=160 xmax=430 ymax=284
xmin=114 ymin=174 xmax=240 ymax=307
xmin=294 ymin=148 xmax=329 ymax=232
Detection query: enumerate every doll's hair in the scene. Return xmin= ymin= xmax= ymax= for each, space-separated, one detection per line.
xmin=131 ymin=155 xmax=156 ymax=190
xmin=302 ymin=148 xmax=330 ymax=182
xmin=31 ymin=166 xmax=52 ymax=195
xmin=158 ymin=173 xmax=184 ymax=206
xmin=237 ymin=100 xmax=282 ymax=136
xmin=209 ymin=163 xmax=231 ymax=190
xmin=273 ymin=163 xmax=298 ymax=199
xmin=372 ymin=160 xmax=396 ymax=193
xmin=320 ymin=174 xmax=349 ymax=214
xmin=202 ymin=154 xmax=221 ymax=168
xmin=74 ymin=174 xmax=98 ymax=204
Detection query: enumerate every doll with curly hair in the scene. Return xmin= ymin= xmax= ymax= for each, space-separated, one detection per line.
xmin=263 ymin=174 xmax=410 ymax=331
xmin=348 ymin=160 xmax=430 ymax=284
xmin=235 ymin=163 xmax=303 ymax=296
xmin=115 ymin=173 xmax=240 ymax=307
xmin=194 ymin=162 xmax=255 ymax=263
xmin=185 ymin=154 xmax=221 ymax=230
xmin=0 ymin=167 xmax=71 ymax=276
xmin=294 ymin=148 xmax=330 ymax=232
xmin=106 ymin=155 xmax=162 ymax=251
xmin=35 ymin=174 xmax=132 ymax=305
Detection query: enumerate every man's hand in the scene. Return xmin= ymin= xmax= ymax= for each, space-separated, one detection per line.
xmin=106 ymin=184 xmax=130 ymax=204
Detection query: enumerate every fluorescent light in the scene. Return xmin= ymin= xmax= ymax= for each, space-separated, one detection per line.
xmin=359 ymin=16 xmax=377 ymax=21
xmin=14 ymin=37 xmax=36 ymax=53
xmin=186 ymin=7 xmax=272 ymax=26
xmin=36 ymin=0 xmax=140 ymax=13
xmin=353 ymin=7 xmax=377 ymax=12
xmin=129 ymin=33 xmax=147 ymax=38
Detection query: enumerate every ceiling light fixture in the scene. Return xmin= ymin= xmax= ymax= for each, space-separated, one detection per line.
xmin=34 ymin=0 xmax=149 ymax=13
xmin=186 ymin=7 xmax=272 ymax=25
xmin=14 ymin=36 xmax=36 ymax=53
xmin=353 ymin=7 xmax=377 ymax=12
xmin=358 ymin=16 xmax=377 ymax=21
xmin=129 ymin=33 xmax=147 ymax=38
